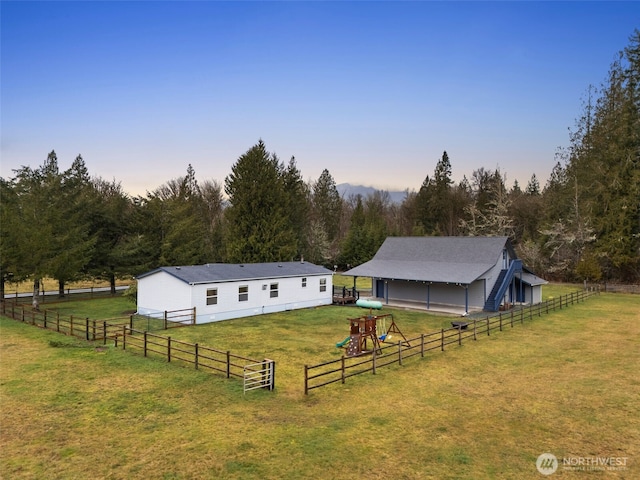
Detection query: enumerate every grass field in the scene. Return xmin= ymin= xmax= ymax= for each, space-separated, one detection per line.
xmin=1 ymin=288 xmax=637 ymax=479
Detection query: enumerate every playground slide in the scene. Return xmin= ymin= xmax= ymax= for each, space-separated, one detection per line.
xmin=335 ymin=336 xmax=351 ymax=348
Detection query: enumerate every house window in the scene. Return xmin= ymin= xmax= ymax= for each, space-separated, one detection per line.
xmin=320 ymin=278 xmax=327 ymax=292
xmin=270 ymin=283 xmax=279 ymax=298
xmin=239 ymin=285 xmax=248 ymax=302
xmin=206 ymin=288 xmax=218 ymax=305
xmin=302 ymin=277 xmax=307 ymax=288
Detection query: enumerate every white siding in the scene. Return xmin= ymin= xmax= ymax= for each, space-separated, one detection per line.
xmin=137 ymin=272 xmax=192 ymax=316
xmin=138 ymin=271 xmax=333 ymax=323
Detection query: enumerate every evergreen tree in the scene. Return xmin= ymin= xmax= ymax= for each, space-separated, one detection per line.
xmin=339 ymin=195 xmax=368 ymax=267
xmin=555 ymin=29 xmax=640 ymax=281
xmin=282 ymin=156 xmax=310 ymax=258
xmin=224 ymin=141 xmax=297 ymax=262
xmin=87 ymin=178 xmax=145 ymax=291
xmin=199 ymin=178 xmax=226 ymax=263
xmin=49 ymin=155 xmax=97 ymax=296
xmin=9 ymin=152 xmax=63 ymax=308
xmin=0 ymin=177 xmax=19 ymax=300
xmin=525 ymin=173 xmax=541 ymax=196
xmin=414 ymin=174 xmax=433 ymax=234
xmin=311 ymin=169 xmax=343 ymax=263
xmin=147 ymin=165 xmax=215 ymax=266
xmin=429 ymin=151 xmax=455 ymax=234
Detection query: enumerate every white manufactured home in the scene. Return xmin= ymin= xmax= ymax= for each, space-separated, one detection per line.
xmin=137 ymin=261 xmax=334 ymax=323
xmin=344 ymin=236 xmax=546 ymax=314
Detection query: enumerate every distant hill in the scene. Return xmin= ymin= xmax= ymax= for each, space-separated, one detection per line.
xmin=336 ymin=183 xmax=408 ymax=204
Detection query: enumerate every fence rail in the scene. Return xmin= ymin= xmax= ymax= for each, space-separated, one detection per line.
xmin=2 ymin=286 xmax=129 ymax=304
xmin=304 ymin=289 xmax=599 ymax=394
xmin=113 ymin=326 xmax=270 ymax=382
xmin=1 ymin=301 xmax=274 ymax=391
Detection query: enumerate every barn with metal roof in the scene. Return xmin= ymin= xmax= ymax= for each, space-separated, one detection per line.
xmin=343 ymin=236 xmax=546 ymax=315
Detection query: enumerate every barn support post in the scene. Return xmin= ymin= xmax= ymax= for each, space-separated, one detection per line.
xmin=464 ymin=285 xmax=469 ymax=314
xmin=520 ymin=271 xmax=524 ymax=304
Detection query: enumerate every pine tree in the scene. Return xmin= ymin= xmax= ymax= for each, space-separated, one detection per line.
xmin=282 ymin=156 xmax=310 ymax=258
xmin=9 ymin=152 xmax=62 ymax=308
xmin=224 ymin=141 xmax=297 ymax=262
xmin=311 ymin=169 xmax=343 ymax=263
xmin=558 ymin=29 xmax=640 ymax=281
xmin=339 ymin=195 xmax=367 ymax=267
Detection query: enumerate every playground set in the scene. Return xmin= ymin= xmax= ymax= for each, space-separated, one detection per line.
xmin=335 ymin=299 xmax=410 ymax=357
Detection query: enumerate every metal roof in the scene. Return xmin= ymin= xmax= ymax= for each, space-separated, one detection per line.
xmin=137 ymin=262 xmax=333 ymax=285
xmin=344 ymin=236 xmax=513 ymax=284
xmin=520 ymin=271 xmax=548 ymax=286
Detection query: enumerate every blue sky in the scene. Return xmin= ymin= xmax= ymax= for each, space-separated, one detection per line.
xmin=2 ymin=1 xmax=638 ymax=196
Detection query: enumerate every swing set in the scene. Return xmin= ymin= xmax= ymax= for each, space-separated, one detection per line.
xmin=336 ymin=300 xmax=410 ymax=357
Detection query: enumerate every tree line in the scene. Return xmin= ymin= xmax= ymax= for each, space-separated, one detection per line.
xmin=1 ymin=31 xmax=638 ymax=306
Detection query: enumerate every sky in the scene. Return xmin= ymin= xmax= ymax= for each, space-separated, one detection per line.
xmin=1 ymin=1 xmax=638 ymax=197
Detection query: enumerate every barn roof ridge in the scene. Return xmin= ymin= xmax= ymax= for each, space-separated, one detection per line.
xmin=344 ymin=236 xmax=516 ymax=284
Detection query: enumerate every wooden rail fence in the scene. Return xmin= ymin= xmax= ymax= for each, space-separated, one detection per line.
xmin=112 ymin=325 xmax=274 ymax=390
xmin=1 ymin=302 xmax=275 ymax=391
xmin=304 ymin=289 xmax=599 ymax=394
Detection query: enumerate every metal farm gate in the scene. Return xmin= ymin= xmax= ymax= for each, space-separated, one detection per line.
xmin=243 ymin=359 xmax=275 ymax=393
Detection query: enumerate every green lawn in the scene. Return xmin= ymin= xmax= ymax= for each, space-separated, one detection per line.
xmin=1 ymin=289 xmax=637 ymax=479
